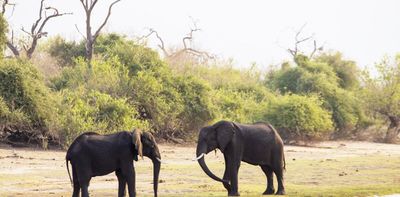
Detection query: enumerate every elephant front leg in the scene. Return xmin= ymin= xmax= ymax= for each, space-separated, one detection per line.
xmin=222 ymin=169 xmax=231 ymax=193
xmin=122 ymin=162 xmax=136 ymax=197
xmin=116 ymin=169 xmax=127 ymax=197
xmin=228 ymin=161 xmax=240 ymax=196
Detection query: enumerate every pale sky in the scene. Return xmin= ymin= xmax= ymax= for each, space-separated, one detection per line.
xmin=4 ymin=0 xmax=400 ymax=69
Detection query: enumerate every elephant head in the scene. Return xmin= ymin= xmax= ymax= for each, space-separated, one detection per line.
xmin=132 ymin=130 xmax=161 ymax=197
xmin=195 ymin=121 xmax=237 ymax=185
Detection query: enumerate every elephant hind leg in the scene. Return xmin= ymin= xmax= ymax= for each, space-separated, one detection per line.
xmin=260 ymin=165 xmax=275 ymax=195
xmin=72 ymin=165 xmax=80 ymax=197
xmin=76 ymin=165 xmax=91 ymax=197
xmin=272 ymin=166 xmax=285 ymax=195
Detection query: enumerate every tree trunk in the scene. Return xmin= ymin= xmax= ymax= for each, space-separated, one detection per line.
xmin=384 ymin=115 xmax=400 ymax=143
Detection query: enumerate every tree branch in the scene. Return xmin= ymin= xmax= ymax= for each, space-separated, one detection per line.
xmin=140 ymin=28 xmax=168 ymax=56
xmin=93 ymin=0 xmax=121 ymax=40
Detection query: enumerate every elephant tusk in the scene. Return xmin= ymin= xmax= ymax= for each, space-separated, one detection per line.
xmin=156 ymin=157 xmax=162 ymax=163
xmin=193 ymin=153 xmax=205 ymax=161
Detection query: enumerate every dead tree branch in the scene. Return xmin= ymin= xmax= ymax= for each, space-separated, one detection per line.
xmin=79 ymin=0 xmax=122 ymax=65
xmin=143 ymin=20 xmax=214 ymax=63
xmin=1 ymin=0 xmax=15 ymax=15
xmin=287 ymin=24 xmax=323 ymax=60
xmin=3 ymin=0 xmax=71 ymax=58
xmin=140 ymin=28 xmax=168 ymax=56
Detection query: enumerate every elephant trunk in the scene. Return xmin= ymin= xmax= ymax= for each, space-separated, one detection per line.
xmin=152 ymin=159 xmax=161 ymax=197
xmin=196 ymin=142 xmax=230 ymax=185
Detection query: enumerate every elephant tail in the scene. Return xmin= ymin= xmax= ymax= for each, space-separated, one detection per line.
xmin=283 ymin=152 xmax=286 ymax=171
xmin=66 ymin=157 xmax=73 ymax=186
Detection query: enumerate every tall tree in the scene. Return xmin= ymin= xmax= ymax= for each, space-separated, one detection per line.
xmin=78 ymin=0 xmax=122 ymax=66
xmin=362 ymin=56 xmax=400 ymax=142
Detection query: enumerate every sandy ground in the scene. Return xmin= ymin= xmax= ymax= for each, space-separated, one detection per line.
xmin=0 ymin=141 xmax=399 ymax=196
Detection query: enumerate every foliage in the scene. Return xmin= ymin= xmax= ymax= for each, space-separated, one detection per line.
xmin=131 ymin=68 xmax=215 ymax=138
xmin=0 ymin=15 xmax=7 ymax=58
xmin=361 ymin=55 xmax=400 ymax=117
xmin=51 ymin=57 xmax=131 ymax=97
xmin=267 ymin=55 xmax=365 ymax=132
xmin=361 ymin=55 xmax=400 ymax=142
xmin=0 ymin=96 xmax=30 ymax=126
xmin=45 ymin=36 xmax=85 ymax=66
xmin=315 ymin=52 xmax=360 ymax=90
xmin=59 ymin=88 xmax=148 ymax=146
xmin=264 ymin=94 xmax=333 ymax=139
xmin=0 ymin=59 xmax=60 ymax=138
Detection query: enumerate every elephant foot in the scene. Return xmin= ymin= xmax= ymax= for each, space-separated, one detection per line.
xmin=275 ymin=190 xmax=286 ymax=195
xmin=228 ymin=191 xmax=240 ymax=196
xmin=263 ymin=188 xmax=275 ymax=195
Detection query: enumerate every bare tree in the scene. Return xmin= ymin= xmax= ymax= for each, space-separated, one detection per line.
xmin=1 ymin=0 xmax=15 ymax=15
xmin=287 ymin=24 xmax=323 ymax=61
xmin=141 ymin=20 xmax=214 ymax=65
xmin=78 ymin=0 xmax=122 ymax=66
xmin=2 ymin=0 xmax=70 ymax=58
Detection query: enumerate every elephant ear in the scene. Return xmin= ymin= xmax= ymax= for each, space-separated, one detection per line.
xmin=216 ymin=122 xmax=236 ymax=153
xmin=132 ymin=129 xmax=143 ymax=161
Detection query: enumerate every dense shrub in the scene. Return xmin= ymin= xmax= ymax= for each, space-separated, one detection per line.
xmin=315 ymin=52 xmax=360 ymax=90
xmin=131 ymin=69 xmax=215 ymax=138
xmin=59 ymin=88 xmax=148 ymax=146
xmin=0 ymin=59 xmax=60 ymax=145
xmin=264 ymin=94 xmax=333 ymax=140
xmin=267 ymin=56 xmax=365 ymax=132
xmin=51 ymin=57 xmax=131 ymax=97
xmin=0 ymin=96 xmax=30 ymax=127
xmin=0 ymin=15 xmax=7 ymax=58
xmin=45 ymin=36 xmax=85 ymax=66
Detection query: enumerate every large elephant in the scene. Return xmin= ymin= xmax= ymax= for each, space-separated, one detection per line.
xmin=66 ymin=129 xmax=161 ymax=197
xmin=195 ymin=121 xmax=286 ymax=196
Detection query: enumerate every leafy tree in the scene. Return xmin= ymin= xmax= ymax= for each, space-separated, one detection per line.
xmin=45 ymin=36 xmax=85 ymax=66
xmin=316 ymin=52 xmax=360 ymax=90
xmin=264 ymin=94 xmax=333 ymax=140
xmin=267 ymin=55 xmax=365 ymax=132
xmin=0 ymin=59 xmax=60 ymax=147
xmin=59 ymin=87 xmax=148 ymax=146
xmin=361 ymin=55 xmax=400 ymax=142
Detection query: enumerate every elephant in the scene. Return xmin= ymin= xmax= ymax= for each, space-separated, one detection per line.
xmin=195 ymin=120 xmax=286 ymax=196
xmin=66 ymin=129 xmax=161 ymax=197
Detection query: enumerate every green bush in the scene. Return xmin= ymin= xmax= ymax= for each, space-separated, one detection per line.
xmin=267 ymin=56 xmax=365 ymax=132
xmin=211 ymin=87 xmax=272 ymax=123
xmin=59 ymin=88 xmax=148 ymax=146
xmin=264 ymin=94 xmax=333 ymax=139
xmin=45 ymin=36 xmax=85 ymax=66
xmin=131 ymin=69 xmax=215 ymax=138
xmin=0 ymin=59 xmax=60 ymax=142
xmin=0 ymin=96 xmax=30 ymax=126
xmin=0 ymin=15 xmax=7 ymax=58
xmin=51 ymin=57 xmax=131 ymax=97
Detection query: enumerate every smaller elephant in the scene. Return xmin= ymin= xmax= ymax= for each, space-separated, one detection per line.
xmin=195 ymin=121 xmax=286 ymax=196
xmin=66 ymin=129 xmax=161 ymax=197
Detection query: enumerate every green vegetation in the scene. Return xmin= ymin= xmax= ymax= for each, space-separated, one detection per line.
xmin=264 ymin=94 xmax=333 ymax=140
xmin=0 ymin=59 xmax=60 ymax=147
xmin=0 ymin=15 xmax=7 ymax=58
xmin=0 ymin=30 xmax=399 ymax=146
